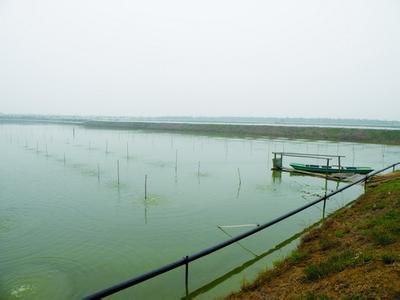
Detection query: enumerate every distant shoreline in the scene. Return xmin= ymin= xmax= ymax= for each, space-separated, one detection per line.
xmin=83 ymin=120 xmax=400 ymax=145
xmin=1 ymin=114 xmax=400 ymax=129
xmin=1 ymin=116 xmax=400 ymax=145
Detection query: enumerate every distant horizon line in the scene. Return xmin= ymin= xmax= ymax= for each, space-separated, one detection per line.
xmin=0 ymin=113 xmax=399 ymax=123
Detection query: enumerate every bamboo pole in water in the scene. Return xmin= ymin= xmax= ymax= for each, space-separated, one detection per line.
xmin=97 ymin=164 xmax=100 ymax=182
xmin=237 ymin=168 xmax=242 ymax=186
xmin=117 ymin=160 xmax=120 ymax=185
xmin=145 ymin=174 xmax=148 ymax=200
xmin=198 ymin=161 xmax=201 ymax=177
xmin=126 ymin=142 xmax=129 ymax=160
xmin=175 ymin=150 xmax=178 ymax=173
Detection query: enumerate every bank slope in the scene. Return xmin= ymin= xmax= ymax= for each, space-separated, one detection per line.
xmin=227 ymin=172 xmax=400 ymax=300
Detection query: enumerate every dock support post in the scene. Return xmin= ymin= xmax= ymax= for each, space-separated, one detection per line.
xmin=272 ymin=153 xmax=282 ymax=170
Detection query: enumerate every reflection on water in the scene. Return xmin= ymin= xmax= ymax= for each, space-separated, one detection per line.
xmin=0 ymin=124 xmax=399 ymax=299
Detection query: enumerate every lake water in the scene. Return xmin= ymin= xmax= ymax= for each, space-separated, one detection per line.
xmin=1 ymin=124 xmax=399 ymax=299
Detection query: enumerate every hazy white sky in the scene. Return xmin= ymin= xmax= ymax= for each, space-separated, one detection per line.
xmin=1 ymin=0 xmax=399 ymax=119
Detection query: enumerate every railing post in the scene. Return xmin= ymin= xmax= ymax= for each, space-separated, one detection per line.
xmin=364 ymin=175 xmax=369 ymax=192
xmin=184 ymin=256 xmax=189 ymax=297
xmin=325 ymin=159 xmax=329 ymax=180
xmin=323 ymin=178 xmax=328 ymax=219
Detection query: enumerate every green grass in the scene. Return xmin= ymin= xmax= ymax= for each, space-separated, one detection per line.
xmin=370 ymin=229 xmax=395 ymax=245
xmin=345 ymin=296 xmax=367 ymax=300
xmin=381 ymin=254 xmax=399 ymax=264
xmin=304 ymin=250 xmax=371 ymax=281
xmin=272 ymin=258 xmax=286 ymax=268
xmin=288 ymin=249 xmax=308 ymax=263
xmin=364 ymin=201 xmax=386 ymax=211
xmin=299 ymin=292 xmax=334 ymax=300
xmin=319 ymin=236 xmax=340 ymax=251
xmin=335 ymin=229 xmax=348 ymax=238
xmin=370 ymin=210 xmax=400 ymax=229
xmin=373 ymin=178 xmax=400 ymax=193
xmin=363 ymin=210 xmax=400 ymax=245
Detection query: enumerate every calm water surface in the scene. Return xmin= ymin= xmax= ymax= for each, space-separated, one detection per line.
xmin=0 ymin=124 xmax=399 ymax=299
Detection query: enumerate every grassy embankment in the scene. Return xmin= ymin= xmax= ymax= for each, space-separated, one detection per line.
xmin=227 ymin=171 xmax=400 ymax=299
xmin=84 ymin=121 xmax=400 ymax=145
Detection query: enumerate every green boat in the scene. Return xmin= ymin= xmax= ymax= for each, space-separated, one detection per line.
xmin=289 ymin=163 xmax=374 ymax=175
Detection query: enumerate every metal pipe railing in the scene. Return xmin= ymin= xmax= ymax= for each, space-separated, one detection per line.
xmin=83 ymin=162 xmax=399 ymax=300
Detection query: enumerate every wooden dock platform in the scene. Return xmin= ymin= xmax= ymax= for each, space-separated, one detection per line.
xmin=274 ymin=167 xmax=365 ymax=182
